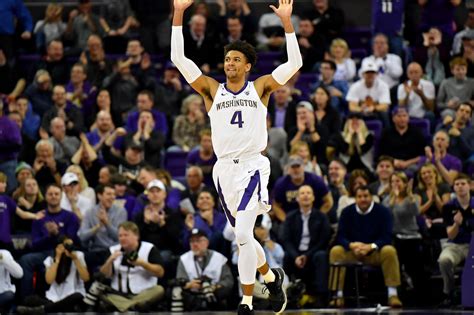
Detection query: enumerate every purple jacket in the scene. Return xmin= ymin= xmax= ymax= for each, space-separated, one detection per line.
xmin=0 ymin=116 xmax=22 ymax=162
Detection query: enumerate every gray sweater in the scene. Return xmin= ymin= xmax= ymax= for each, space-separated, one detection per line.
xmin=437 ymin=77 xmax=474 ymax=111
xmin=78 ymin=204 xmax=127 ymax=251
xmin=382 ymin=197 xmax=421 ymax=238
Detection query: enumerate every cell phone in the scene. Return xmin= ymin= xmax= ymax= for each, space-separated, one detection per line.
xmin=180 ymin=198 xmax=195 ymax=214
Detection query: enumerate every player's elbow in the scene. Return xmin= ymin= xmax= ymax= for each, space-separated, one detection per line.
xmin=295 ymin=54 xmax=303 ymax=69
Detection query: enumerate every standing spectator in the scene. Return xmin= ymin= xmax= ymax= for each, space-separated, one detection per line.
xmin=64 ymin=0 xmax=103 ymax=53
xmin=14 ymin=178 xmax=46 ymax=233
xmin=414 ymin=27 xmax=448 ymax=86
xmin=8 ymin=96 xmax=40 ymax=144
xmin=0 ymin=50 xmax=26 ymax=102
xmin=0 ymin=101 xmax=22 ymax=193
xmin=360 ymin=33 xmax=403 ymax=89
xmin=70 ymin=135 xmax=102 ymax=189
xmin=216 ymin=0 xmax=258 ymax=38
xmin=327 ymin=159 xmax=348 ymax=225
xmin=304 ymin=0 xmax=345 ymax=44
xmin=0 ymin=0 xmax=33 ymax=59
xmin=33 ymin=4 xmax=66 ymax=52
xmin=368 ymin=156 xmax=395 ymax=201
xmin=155 ymin=62 xmax=189 ymax=120
xmin=272 ymin=156 xmax=333 ymax=222
xmin=379 ymin=106 xmax=426 ymax=171
xmin=33 ymin=40 xmax=70 ymax=85
xmin=48 ymin=117 xmax=81 ymax=165
xmin=187 ymin=129 xmax=218 ymax=187
xmin=79 ymin=35 xmax=113 ymax=88
xmin=111 ymin=174 xmax=136 ymax=220
xmin=25 ymin=70 xmax=53 ymax=117
xmin=19 ymin=184 xmax=80 ymax=296
xmin=66 ymin=63 xmax=97 ymax=125
xmin=452 ymin=10 xmax=474 ymax=55
xmin=219 ymin=16 xmax=256 ymax=52
xmin=78 ymin=184 xmax=127 ymax=271
xmin=371 ymin=0 xmax=405 ymax=56
xmin=60 ymin=172 xmax=94 ymax=221
xmin=125 ymin=40 xmax=156 ymax=92
xmin=453 ymin=31 xmax=474 ymax=78
xmin=0 ymin=248 xmax=23 ymax=314
xmin=180 ymin=166 xmax=208 ymax=212
xmin=296 ymin=17 xmax=325 ymax=73
xmin=289 ymin=141 xmax=323 ymax=177
xmin=329 ymin=186 xmax=402 ymax=308
xmin=125 ymin=90 xmax=168 ymax=138
xmin=314 ymin=61 xmax=348 ymax=112
xmin=438 ymin=174 xmax=473 ymax=306
xmin=256 ymin=11 xmax=300 ymax=51
xmin=100 ymin=0 xmax=136 ymax=53
xmin=418 ymin=0 xmax=461 ymax=40
xmin=33 ymin=140 xmax=67 ymax=192
xmin=282 ymin=185 xmax=331 ymax=303
xmin=397 ymin=62 xmax=436 ymax=124
xmin=419 ymin=130 xmax=462 ymax=185
xmin=172 ymin=94 xmax=208 ymax=152
xmin=347 ymin=62 xmax=391 ymax=126
xmin=66 ymin=164 xmax=95 ymax=203
xmin=87 ymin=110 xmax=115 ymax=155
xmin=325 ymin=38 xmax=356 ymax=83
xmin=437 ymin=57 xmax=474 ymax=120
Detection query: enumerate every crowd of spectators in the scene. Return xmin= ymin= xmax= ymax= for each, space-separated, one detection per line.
xmin=0 ymin=0 xmax=474 ymax=313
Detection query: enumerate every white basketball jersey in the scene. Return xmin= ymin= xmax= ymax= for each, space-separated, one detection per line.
xmin=208 ymin=81 xmax=268 ymax=159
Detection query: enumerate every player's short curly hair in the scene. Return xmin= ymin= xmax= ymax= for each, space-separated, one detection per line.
xmin=224 ymin=40 xmax=257 ymax=68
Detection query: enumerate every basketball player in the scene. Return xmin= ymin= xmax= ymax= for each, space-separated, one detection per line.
xmin=171 ymin=0 xmax=302 ymax=313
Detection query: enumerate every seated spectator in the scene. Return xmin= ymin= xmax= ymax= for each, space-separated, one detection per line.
xmin=216 ymin=0 xmax=258 ymax=38
xmin=419 ymin=130 xmax=462 ymax=185
xmin=272 ymin=156 xmax=333 ymax=222
xmin=0 ymin=248 xmax=23 ymax=314
xmin=304 ymin=0 xmax=344 ymax=44
xmin=156 ymin=169 xmax=183 ymax=210
xmin=48 ymin=117 xmax=80 ymax=165
xmin=379 ymin=106 xmax=426 ymax=171
xmin=368 ymin=156 xmax=395 ymax=201
xmin=437 ymin=103 xmax=474 ymax=162
xmin=98 ymin=165 xmax=118 ymax=186
xmin=268 ymin=85 xmax=297 ymax=133
xmin=16 ymin=236 xmax=89 ymax=314
xmin=60 ymin=172 xmax=94 ymax=221
xmin=125 ymin=39 xmax=156 ymax=92
xmin=187 ymin=129 xmax=217 ymax=186
xmin=79 ymin=35 xmax=113 ymax=88
xmin=33 ymin=140 xmax=67 ymax=193
xmin=327 ymin=112 xmax=374 ymax=174
xmin=9 ymin=96 xmax=41 ymax=142
xmin=313 ymin=61 xmax=348 ymax=112
xmin=371 ymin=0 xmax=404 ymax=56
xmin=414 ymin=163 xmax=451 ymax=239
xmin=218 ymin=16 xmax=256 ymax=58
xmin=41 ymin=85 xmax=85 ymax=137
xmin=289 ymin=141 xmax=322 ymax=176
xmin=438 ymin=174 xmax=473 ymax=306
xmin=86 ymin=222 xmax=165 ymax=312
xmin=397 ymin=62 xmax=436 ymax=124
xmin=282 ymin=185 xmax=331 ymax=303
xmin=87 ymin=110 xmax=115 ymax=155
xmin=155 ymin=62 xmax=189 ymax=121
xmin=33 ymin=40 xmax=69 ymax=85
xmin=180 ymin=166 xmax=208 ymax=213
xmin=25 ymin=70 xmax=53 ymax=117
xmin=66 ymin=164 xmax=96 ymax=203
xmin=183 ymin=191 xmax=227 ymax=252
xmin=256 ymin=11 xmax=299 ymax=51
xmin=126 ymin=90 xmax=168 ymax=137
xmin=78 ymin=184 xmax=127 ymax=271
xmin=296 ymin=17 xmax=325 ymax=73
xmin=452 ymin=10 xmax=474 ymax=56
xmin=64 ymin=0 xmax=103 ymax=53
xmin=347 ymin=62 xmax=391 ymax=126
xmin=124 ymin=110 xmax=164 ymax=166
xmin=14 ymin=178 xmax=46 ymax=233
xmin=266 ymin=115 xmax=288 ymax=172
xmin=414 ymin=27 xmax=448 ymax=86
xmin=33 ymin=4 xmax=66 ymax=52
xmin=93 ymin=89 xmax=113 ymax=125
xmin=336 ymin=169 xmax=378 ymax=218
xmin=382 ymin=172 xmax=426 ymax=300
xmin=0 ymin=102 xmax=22 ymax=193
xmin=329 ymin=186 xmax=402 ymax=308
xmin=111 ymin=174 xmax=136 ymax=220
xmin=437 ymin=57 xmax=474 ymax=120
xmin=8 ymin=111 xmax=36 ymax=168
xmin=289 ymin=101 xmax=329 ymax=165
xmin=12 ymin=162 xmax=35 ymax=200
xmin=325 ymin=38 xmax=356 ymax=83
xmin=360 ymin=33 xmax=403 ymax=90
xmin=173 ymin=228 xmax=234 ymax=312
xmin=453 ymin=30 xmax=474 ymax=78
xmin=172 ymin=94 xmax=209 ymax=152
xmin=19 ymin=184 xmax=80 ymax=297
xmin=66 ymin=63 xmax=97 ymax=125
xmin=326 ymin=159 xmax=348 ymax=226
xmin=133 ymin=179 xmax=184 ymax=277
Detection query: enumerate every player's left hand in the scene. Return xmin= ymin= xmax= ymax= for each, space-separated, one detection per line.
xmin=270 ymin=0 xmax=293 ymax=19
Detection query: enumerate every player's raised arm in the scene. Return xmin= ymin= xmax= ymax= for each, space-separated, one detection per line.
xmin=171 ymin=0 xmax=218 ymax=108
xmin=255 ymin=0 xmax=302 ymax=95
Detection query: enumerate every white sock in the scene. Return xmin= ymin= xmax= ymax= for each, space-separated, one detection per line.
xmin=388 ymin=287 xmax=397 ymax=297
xmin=337 ymin=290 xmax=343 ymax=298
xmin=262 ymin=269 xmax=276 ymax=283
xmin=241 ymin=295 xmax=253 ymax=309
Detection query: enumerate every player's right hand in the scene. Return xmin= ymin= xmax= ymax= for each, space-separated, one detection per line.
xmin=174 ymin=0 xmax=194 ymax=11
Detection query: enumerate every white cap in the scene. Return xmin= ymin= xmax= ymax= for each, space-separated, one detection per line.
xmin=147 ymin=179 xmax=166 ymax=191
xmin=361 ymin=61 xmax=378 ymax=73
xmin=61 ymin=172 xmax=79 ymax=186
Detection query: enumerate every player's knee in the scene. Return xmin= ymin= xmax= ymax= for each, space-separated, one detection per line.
xmin=235 ymin=229 xmax=252 ymax=246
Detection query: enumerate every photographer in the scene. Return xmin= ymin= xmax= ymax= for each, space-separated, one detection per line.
xmin=0 ymin=248 xmax=23 ymax=314
xmin=172 ymin=229 xmax=233 ymax=312
xmin=17 ymin=236 xmax=89 ymax=314
xmin=85 ymin=221 xmax=165 ymax=312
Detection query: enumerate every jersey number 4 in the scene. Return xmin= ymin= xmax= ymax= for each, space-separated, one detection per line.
xmin=230 ymin=111 xmax=244 ymax=128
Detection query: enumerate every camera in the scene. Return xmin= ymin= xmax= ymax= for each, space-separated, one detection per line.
xmin=121 ymin=249 xmax=138 ymax=267
xmin=64 ymin=242 xmax=76 ymax=252
xmin=200 ymin=276 xmax=216 ymax=304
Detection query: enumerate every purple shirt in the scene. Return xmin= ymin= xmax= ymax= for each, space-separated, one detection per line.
xmin=182 ymin=209 xmax=227 ymax=249
xmin=372 ymin=0 xmax=404 ymax=36
xmin=0 ymin=116 xmax=22 ymax=162
xmin=274 ymin=105 xmax=287 ymax=129
xmin=65 ymin=81 xmax=97 ymax=119
xmin=273 ymin=172 xmax=329 ymax=212
xmin=418 ymin=153 xmax=462 ymax=172
xmin=31 ymin=209 xmax=80 ymax=251
xmin=0 ymin=195 xmax=16 ymax=244
xmin=125 ymin=109 xmax=169 ymax=137
xmin=187 ymin=149 xmax=217 ymax=187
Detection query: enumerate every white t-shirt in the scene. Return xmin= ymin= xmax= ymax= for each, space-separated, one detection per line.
xmin=60 ymin=193 xmax=94 ymax=218
xmin=397 ymin=79 xmax=435 ymax=118
xmin=43 ymin=251 xmax=87 ymax=302
xmin=346 ymin=78 xmax=391 ymax=105
xmin=0 ymin=250 xmax=23 ymax=293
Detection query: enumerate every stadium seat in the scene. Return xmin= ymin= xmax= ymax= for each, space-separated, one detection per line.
xmin=409 ymin=118 xmax=431 ymax=143
xmin=163 ymin=151 xmax=189 ymax=178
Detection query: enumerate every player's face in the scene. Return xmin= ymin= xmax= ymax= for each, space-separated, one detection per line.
xmin=224 ymin=50 xmax=251 ymax=80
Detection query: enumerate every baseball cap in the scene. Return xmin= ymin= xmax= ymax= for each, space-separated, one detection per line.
xmin=190 ymin=228 xmax=207 ymax=239
xmin=61 ymin=172 xmax=79 ymax=186
xmin=361 ymin=61 xmax=378 ymax=73
xmin=147 ymin=179 xmax=166 ymax=191
xmin=297 ymin=101 xmax=314 ymax=112
xmin=287 ymin=156 xmax=304 ymax=167
xmin=391 ymin=106 xmax=409 ymax=116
